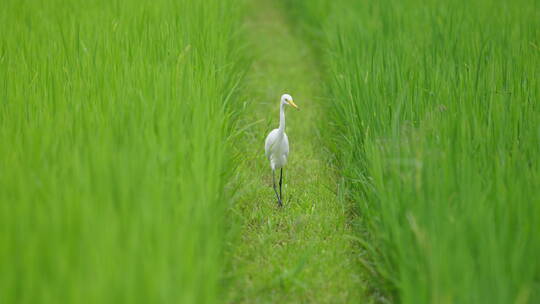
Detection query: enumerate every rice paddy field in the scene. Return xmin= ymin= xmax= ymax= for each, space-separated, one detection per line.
xmin=1 ymin=0 xmax=538 ymax=303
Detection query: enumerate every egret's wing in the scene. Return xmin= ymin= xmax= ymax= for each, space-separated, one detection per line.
xmin=265 ymin=129 xmax=277 ymax=160
xmin=283 ymin=133 xmax=289 ymax=158
xmin=265 ymin=138 xmax=271 ymax=159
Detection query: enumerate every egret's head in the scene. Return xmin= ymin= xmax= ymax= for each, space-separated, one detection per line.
xmin=281 ymin=93 xmax=298 ymax=109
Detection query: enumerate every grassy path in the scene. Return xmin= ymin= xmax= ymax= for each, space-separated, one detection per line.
xmin=227 ymin=1 xmax=365 ymax=302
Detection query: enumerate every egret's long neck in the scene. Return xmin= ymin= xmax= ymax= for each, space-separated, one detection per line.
xmin=278 ymin=103 xmax=285 ymax=135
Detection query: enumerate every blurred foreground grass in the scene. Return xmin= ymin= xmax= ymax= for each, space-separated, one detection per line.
xmin=0 ymin=0 xmax=245 ymax=303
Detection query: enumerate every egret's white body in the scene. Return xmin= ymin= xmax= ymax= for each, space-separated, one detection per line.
xmin=265 ymin=124 xmax=289 ymax=170
xmin=264 ymin=94 xmax=298 ymax=206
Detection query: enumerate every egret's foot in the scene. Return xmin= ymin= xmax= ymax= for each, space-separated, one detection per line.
xmin=277 ymin=199 xmax=283 ymax=207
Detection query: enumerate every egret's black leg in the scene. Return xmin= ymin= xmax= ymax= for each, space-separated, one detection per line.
xmin=279 ymin=168 xmax=283 ymax=204
xmin=272 ymin=169 xmax=282 ymax=206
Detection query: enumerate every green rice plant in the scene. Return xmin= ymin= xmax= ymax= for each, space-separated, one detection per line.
xmin=0 ymin=0 xmax=246 ymax=303
xmin=284 ymin=0 xmax=540 ymax=302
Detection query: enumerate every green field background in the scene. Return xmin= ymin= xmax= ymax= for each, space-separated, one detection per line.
xmin=283 ymin=0 xmax=540 ymax=302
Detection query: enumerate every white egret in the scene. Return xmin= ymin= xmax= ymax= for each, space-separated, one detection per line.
xmin=264 ymin=94 xmax=299 ymax=206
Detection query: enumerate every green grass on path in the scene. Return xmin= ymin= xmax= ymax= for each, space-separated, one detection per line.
xmin=226 ymin=1 xmax=366 ymax=303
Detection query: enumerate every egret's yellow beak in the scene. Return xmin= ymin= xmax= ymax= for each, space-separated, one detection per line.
xmin=289 ymin=100 xmax=299 ymax=109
